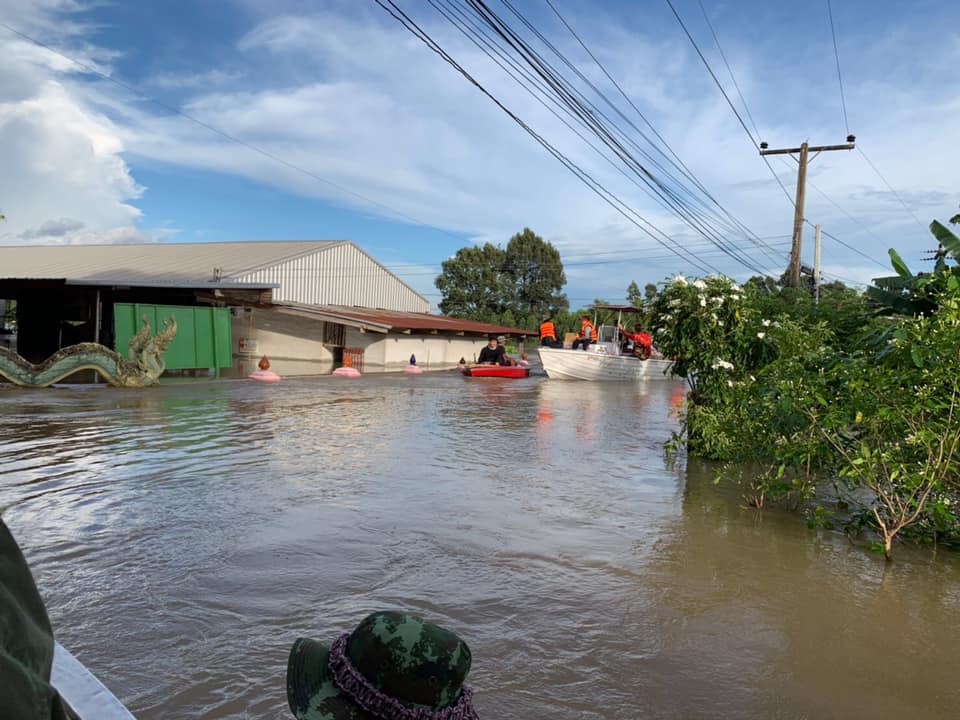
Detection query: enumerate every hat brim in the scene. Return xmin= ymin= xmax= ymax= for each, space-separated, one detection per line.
xmin=287 ymin=638 xmax=370 ymax=720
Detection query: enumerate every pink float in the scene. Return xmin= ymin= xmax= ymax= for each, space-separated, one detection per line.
xmin=249 ymin=356 xmax=281 ymax=382
xmin=404 ymin=354 xmax=423 ymax=374
xmin=333 ymin=366 xmax=361 ymax=378
xmin=333 ymin=356 xmax=361 ymax=378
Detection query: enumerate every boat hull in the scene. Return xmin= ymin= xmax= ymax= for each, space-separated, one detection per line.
xmin=461 ymin=365 xmax=530 ymax=378
xmin=537 ymin=347 xmax=672 ymax=381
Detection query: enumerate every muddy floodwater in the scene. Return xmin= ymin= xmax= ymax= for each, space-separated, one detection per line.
xmin=2 ymin=373 xmax=959 ymax=719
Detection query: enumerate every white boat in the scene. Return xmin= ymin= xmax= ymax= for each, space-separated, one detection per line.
xmin=538 ymin=305 xmax=673 ymax=381
xmin=52 ymin=642 xmax=136 ymax=719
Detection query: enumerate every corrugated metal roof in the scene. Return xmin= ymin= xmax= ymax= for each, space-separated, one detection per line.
xmin=0 ymin=241 xmax=345 ymax=286
xmin=278 ymin=304 xmax=538 ymax=336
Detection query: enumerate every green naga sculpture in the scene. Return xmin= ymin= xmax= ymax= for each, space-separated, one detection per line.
xmin=0 ymin=315 xmax=178 ymax=388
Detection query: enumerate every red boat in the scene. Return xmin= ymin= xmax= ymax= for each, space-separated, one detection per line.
xmin=460 ymin=365 xmax=530 ymax=378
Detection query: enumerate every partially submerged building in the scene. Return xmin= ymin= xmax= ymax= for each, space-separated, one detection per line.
xmin=0 ymin=241 xmax=534 ymax=378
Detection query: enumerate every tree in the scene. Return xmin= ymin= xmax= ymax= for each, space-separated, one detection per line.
xmin=626 ymin=281 xmax=642 ymax=307
xmin=435 ymin=243 xmax=509 ymax=322
xmin=503 ymin=228 xmax=568 ymax=322
xmin=434 ymin=229 xmax=568 ymax=327
xmin=644 ymin=283 xmax=658 ymax=302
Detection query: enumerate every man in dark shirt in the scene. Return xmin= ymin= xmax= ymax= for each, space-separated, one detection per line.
xmin=477 ymin=336 xmax=509 ymax=365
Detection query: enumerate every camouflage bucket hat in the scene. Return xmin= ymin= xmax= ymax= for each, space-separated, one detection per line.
xmin=287 ymin=611 xmax=478 ymax=720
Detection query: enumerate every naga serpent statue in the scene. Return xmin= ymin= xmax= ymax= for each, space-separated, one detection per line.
xmin=0 ymin=315 xmax=178 ymax=388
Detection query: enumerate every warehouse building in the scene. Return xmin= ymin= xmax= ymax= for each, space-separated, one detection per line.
xmin=0 ymin=241 xmax=533 ymax=377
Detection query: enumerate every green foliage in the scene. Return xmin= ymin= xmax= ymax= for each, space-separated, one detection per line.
xmin=888 ymin=248 xmax=913 ymax=279
xmin=435 ymin=243 xmax=511 ymax=322
xmin=504 ymin=228 xmax=568 ymax=321
xmin=434 ymin=229 xmax=567 ymax=328
xmin=648 ymin=264 xmax=960 ymax=557
xmin=626 ymin=281 xmax=642 ymax=307
xmin=869 ymin=216 xmax=960 ymax=316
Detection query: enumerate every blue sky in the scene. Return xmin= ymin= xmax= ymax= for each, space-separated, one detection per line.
xmin=1 ymin=0 xmax=958 ymax=309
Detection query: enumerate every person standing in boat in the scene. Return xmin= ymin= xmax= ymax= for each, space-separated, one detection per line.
xmin=539 ymin=316 xmax=561 ymax=347
xmin=572 ymin=315 xmax=596 ymax=351
xmin=477 ymin=335 xmax=510 ymax=365
xmin=619 ymin=323 xmax=653 ymax=360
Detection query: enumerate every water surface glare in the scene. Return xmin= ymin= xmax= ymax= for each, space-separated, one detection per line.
xmin=2 ymin=374 xmax=959 ymax=719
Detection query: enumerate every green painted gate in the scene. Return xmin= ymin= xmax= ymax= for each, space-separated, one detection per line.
xmin=114 ymin=303 xmax=232 ymax=371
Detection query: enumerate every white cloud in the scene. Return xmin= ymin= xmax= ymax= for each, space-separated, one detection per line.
xmin=2 ymin=1 xmax=958 ymax=302
xmin=0 ymin=3 xmax=145 ymax=246
xmin=147 ymin=68 xmax=245 ymax=90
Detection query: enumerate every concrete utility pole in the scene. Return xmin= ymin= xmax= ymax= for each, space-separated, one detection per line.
xmin=814 ymin=223 xmax=822 ymax=305
xmin=760 ymin=136 xmax=855 ymax=288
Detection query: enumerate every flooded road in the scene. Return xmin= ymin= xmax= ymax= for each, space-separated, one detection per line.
xmin=2 ymin=373 xmax=959 ymax=719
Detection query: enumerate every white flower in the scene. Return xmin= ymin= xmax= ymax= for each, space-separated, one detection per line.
xmin=693 ymin=279 xmax=707 ymax=290
xmin=711 ymin=359 xmax=734 ymax=370
xmin=727 ymin=380 xmax=734 ymax=387
xmin=757 ymin=332 xmax=766 ymax=339
xmin=699 ymin=297 xmax=707 ymax=307
xmin=762 ymin=319 xmax=771 ymax=327
xmin=673 ymin=274 xmax=688 ymax=286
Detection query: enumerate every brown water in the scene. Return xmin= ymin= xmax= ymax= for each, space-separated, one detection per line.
xmin=2 ymin=374 xmax=959 ymax=719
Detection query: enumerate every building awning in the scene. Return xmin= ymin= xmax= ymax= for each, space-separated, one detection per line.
xmin=274 ymin=303 xmax=537 ymax=336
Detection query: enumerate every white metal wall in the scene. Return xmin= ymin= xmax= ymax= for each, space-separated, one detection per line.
xmin=233 ymin=243 xmax=429 ymax=313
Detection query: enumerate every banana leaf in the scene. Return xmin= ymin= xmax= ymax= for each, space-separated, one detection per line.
xmin=888 ymin=248 xmax=913 ymax=279
xmin=929 ymin=220 xmax=960 ymax=260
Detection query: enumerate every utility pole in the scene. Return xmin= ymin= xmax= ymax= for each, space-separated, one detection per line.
xmin=760 ymin=136 xmax=855 ymax=287
xmin=814 ymin=224 xmax=822 ymax=305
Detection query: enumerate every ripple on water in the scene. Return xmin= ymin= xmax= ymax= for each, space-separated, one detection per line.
xmin=3 ymin=376 xmax=960 ymax=719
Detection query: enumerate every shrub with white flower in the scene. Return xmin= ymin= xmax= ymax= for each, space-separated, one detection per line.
xmin=648 ymin=274 xmax=769 ymax=386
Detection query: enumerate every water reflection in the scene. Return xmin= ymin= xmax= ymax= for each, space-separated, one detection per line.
xmin=2 ymin=376 xmax=959 ymax=719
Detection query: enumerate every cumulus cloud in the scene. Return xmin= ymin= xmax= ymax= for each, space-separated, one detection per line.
xmin=115 ymin=2 xmax=958 ymax=293
xmin=2 ymin=0 xmax=958 ymax=299
xmin=0 ymin=1 xmax=145 ymax=246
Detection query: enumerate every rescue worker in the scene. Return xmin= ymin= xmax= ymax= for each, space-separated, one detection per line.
xmin=571 ymin=315 xmax=596 ymax=351
xmin=619 ymin=323 xmax=653 ymax=359
xmin=539 ymin=317 xmax=561 ymax=348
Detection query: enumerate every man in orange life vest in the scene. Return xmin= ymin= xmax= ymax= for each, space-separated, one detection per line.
xmin=539 ymin=317 xmax=561 ymax=348
xmin=571 ymin=316 xmax=596 ymax=351
xmin=619 ymin=322 xmax=653 ymax=359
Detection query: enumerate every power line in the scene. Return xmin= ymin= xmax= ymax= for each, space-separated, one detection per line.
xmin=856 ymin=146 xmax=930 ymax=234
xmin=372 ymin=0 xmax=721 ymax=275
xmin=459 ymin=0 xmax=760 ymax=270
xmin=816 ymin=227 xmax=886 ymax=269
xmin=670 ymin=0 xmax=810 ymax=225
xmin=696 ymin=0 xmax=761 ymax=142
xmin=0 ymin=21 xmax=468 ymax=242
xmin=825 ymin=0 xmax=850 ymax=135
xmin=457 ymin=0 xmax=774 ymax=272
xmin=663 ymin=0 xmax=757 ymax=148
xmin=428 ymin=0 xmax=746 ymax=250
xmin=537 ymin=0 xmax=784 ymax=267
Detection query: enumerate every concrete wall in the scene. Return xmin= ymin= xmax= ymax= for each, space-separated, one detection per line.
xmin=228 ymin=307 xmax=525 ymax=376
xmin=229 ymin=308 xmax=333 ymax=377
xmin=343 ymin=330 xmax=491 ymax=370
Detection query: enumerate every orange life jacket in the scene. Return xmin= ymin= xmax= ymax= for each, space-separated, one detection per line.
xmin=579 ymin=319 xmax=596 ymax=340
xmin=539 ymin=321 xmax=557 ymax=340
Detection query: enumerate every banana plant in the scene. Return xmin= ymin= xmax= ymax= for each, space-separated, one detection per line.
xmin=868 ymin=219 xmax=960 ymax=315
